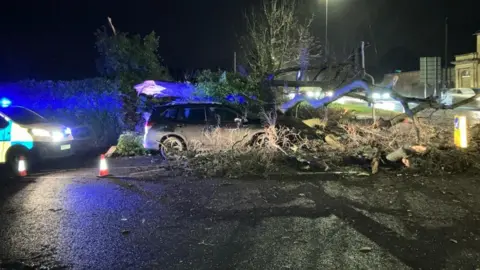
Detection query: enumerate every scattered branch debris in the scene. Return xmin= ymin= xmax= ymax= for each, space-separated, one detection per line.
xmin=160 ymin=106 xmax=480 ymax=179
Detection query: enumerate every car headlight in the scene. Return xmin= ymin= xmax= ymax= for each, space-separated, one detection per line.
xmin=31 ymin=128 xmax=51 ymax=137
xmin=51 ymin=131 xmax=64 ymax=142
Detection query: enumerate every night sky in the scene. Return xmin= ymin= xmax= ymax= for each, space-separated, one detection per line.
xmin=0 ymin=0 xmax=479 ymax=82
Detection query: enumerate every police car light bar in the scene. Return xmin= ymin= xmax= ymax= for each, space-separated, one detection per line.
xmin=0 ymin=98 xmax=11 ymax=108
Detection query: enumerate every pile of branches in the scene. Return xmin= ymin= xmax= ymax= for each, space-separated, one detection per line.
xmin=307 ymin=108 xmax=480 ymax=175
xmin=163 ymin=109 xmax=480 ymax=179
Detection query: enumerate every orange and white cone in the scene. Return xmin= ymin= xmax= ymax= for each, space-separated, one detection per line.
xmin=18 ymin=156 xmax=27 ymax=177
xmin=98 ymin=154 xmax=109 ymax=177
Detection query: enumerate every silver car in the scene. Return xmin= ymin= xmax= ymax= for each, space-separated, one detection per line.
xmin=143 ymin=102 xmax=316 ymax=157
xmin=441 ymin=88 xmax=480 ymax=108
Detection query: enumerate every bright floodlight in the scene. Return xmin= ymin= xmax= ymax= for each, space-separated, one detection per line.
xmin=306 ymin=91 xmax=314 ymax=97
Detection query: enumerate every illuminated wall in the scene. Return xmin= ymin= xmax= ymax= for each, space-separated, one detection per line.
xmin=452 ymin=33 xmax=480 ymax=89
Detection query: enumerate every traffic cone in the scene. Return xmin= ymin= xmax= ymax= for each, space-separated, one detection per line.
xmin=18 ymin=156 xmax=27 ymax=177
xmin=98 ymin=154 xmax=109 ymax=177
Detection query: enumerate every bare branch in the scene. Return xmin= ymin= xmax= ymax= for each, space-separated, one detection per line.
xmin=388 ymin=88 xmax=480 ymax=127
xmin=107 ymin=17 xmax=117 ymax=36
xmin=242 ymin=0 xmax=322 ymax=79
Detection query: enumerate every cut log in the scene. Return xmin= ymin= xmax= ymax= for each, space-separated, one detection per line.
xmin=386 ymin=147 xmax=408 ymax=162
xmin=325 ymin=134 xmax=345 ymax=151
xmin=386 ymin=145 xmax=427 ymax=162
xmin=104 ymin=146 xmax=117 ymax=158
xmin=371 ymin=157 xmax=379 ymax=174
xmin=410 ymin=145 xmax=427 ymax=153
xmin=401 ymin=157 xmax=411 ymax=168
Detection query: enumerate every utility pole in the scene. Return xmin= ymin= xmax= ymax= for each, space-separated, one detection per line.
xmin=361 ymin=41 xmax=366 ymax=75
xmin=361 ymin=41 xmax=374 ymax=121
xmin=233 ymin=52 xmax=237 ymax=73
xmin=359 ymin=41 xmax=377 ymax=121
xmin=444 ymin=17 xmax=448 ymax=90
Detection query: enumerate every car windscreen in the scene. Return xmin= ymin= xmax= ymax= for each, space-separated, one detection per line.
xmin=0 ymin=107 xmax=48 ymax=125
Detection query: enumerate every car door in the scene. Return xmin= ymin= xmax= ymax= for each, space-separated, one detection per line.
xmin=175 ymin=105 xmax=210 ymax=146
xmin=207 ymin=105 xmax=241 ymax=129
xmin=0 ymin=115 xmax=11 ymax=163
xmin=206 ymin=105 xmax=254 ymax=143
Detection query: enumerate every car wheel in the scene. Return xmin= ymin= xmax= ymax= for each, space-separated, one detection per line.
xmin=160 ymin=137 xmax=185 ymax=159
xmin=7 ymin=149 xmax=30 ymax=176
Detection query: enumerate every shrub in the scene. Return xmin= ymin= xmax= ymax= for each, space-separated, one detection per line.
xmin=115 ymin=132 xmax=146 ymax=156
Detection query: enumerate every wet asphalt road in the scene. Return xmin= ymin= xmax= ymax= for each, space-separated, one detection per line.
xmin=1 ymin=155 xmax=480 ymax=269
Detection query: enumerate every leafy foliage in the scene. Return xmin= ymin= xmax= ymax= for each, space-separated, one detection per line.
xmin=194 ymin=69 xmax=268 ymax=114
xmin=115 ymin=131 xmax=146 ymax=156
xmin=95 ymin=26 xmax=171 ymax=130
xmin=95 ymin=27 xmax=170 ymax=81
xmin=0 ymin=78 xmax=124 ymax=146
xmin=195 ymin=70 xmax=258 ymax=100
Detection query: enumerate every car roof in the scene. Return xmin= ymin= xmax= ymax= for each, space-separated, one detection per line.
xmin=155 ymin=102 xmax=235 ymax=109
xmin=0 ymin=105 xmax=35 ymax=113
xmin=0 ymin=105 xmax=28 ymax=109
xmin=447 ymin=88 xmax=475 ymax=94
xmin=152 ymin=102 xmax=241 ymax=115
xmin=164 ymin=101 xmax=223 ymax=105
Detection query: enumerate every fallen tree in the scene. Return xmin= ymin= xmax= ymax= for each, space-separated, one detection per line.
xmin=388 ymin=88 xmax=480 ymax=126
xmin=274 ymin=70 xmax=480 ymax=142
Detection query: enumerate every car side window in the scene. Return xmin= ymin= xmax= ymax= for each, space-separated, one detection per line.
xmin=161 ymin=108 xmax=178 ymax=120
xmin=178 ymin=107 xmax=206 ymax=124
xmin=0 ymin=115 xmax=8 ymax=129
xmin=208 ymin=107 xmax=239 ymax=124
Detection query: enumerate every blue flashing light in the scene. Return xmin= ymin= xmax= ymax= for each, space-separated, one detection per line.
xmin=0 ymin=98 xmax=11 ymax=108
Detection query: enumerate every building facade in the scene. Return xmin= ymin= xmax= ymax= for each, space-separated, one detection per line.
xmin=452 ymin=31 xmax=480 ymax=88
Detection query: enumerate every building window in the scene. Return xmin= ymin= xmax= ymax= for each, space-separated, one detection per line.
xmin=461 ymin=70 xmax=471 ymax=77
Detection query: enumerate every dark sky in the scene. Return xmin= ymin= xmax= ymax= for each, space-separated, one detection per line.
xmin=0 ymin=0 xmax=479 ymax=81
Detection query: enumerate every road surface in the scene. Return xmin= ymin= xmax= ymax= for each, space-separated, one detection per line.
xmin=1 ymin=155 xmax=480 ymax=269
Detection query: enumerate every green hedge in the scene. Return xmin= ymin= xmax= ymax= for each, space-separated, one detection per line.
xmin=115 ymin=132 xmax=146 ymax=156
xmin=0 ymin=78 xmax=124 ymax=146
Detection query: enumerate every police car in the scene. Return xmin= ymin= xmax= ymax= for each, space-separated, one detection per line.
xmin=0 ymin=98 xmax=73 ymax=173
